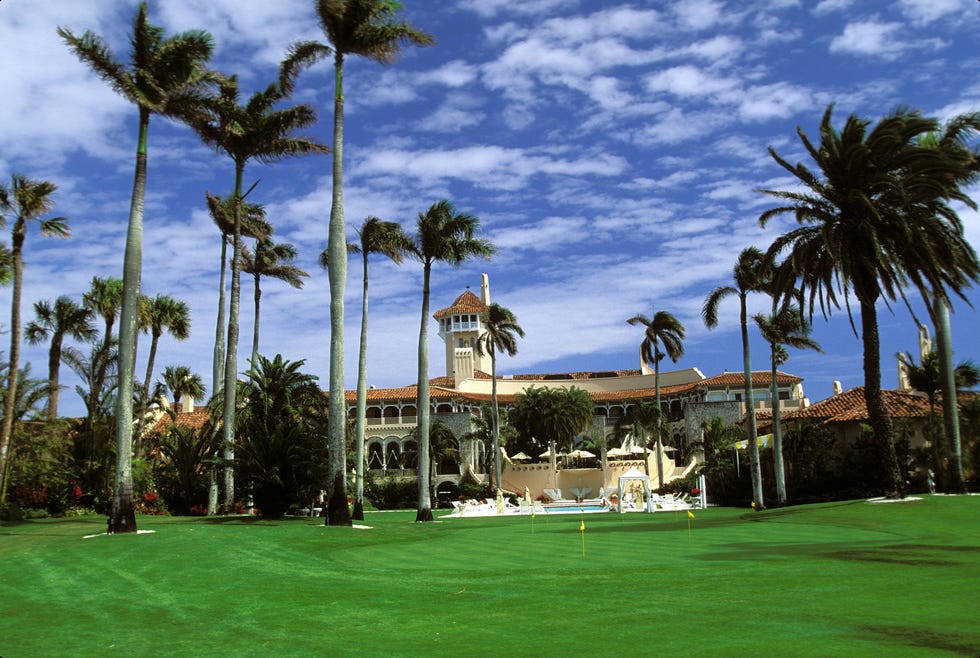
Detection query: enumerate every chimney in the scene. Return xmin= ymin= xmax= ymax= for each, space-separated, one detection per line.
xmin=480 ymin=273 xmax=491 ymax=306
xmin=181 ymin=395 xmax=195 ymax=414
xmin=832 ymin=380 xmax=842 ymax=396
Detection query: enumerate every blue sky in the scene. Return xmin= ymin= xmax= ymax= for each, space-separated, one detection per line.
xmin=1 ymin=0 xmax=979 ymax=418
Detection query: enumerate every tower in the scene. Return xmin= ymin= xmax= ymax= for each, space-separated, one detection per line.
xmin=433 ymin=274 xmax=493 ymax=385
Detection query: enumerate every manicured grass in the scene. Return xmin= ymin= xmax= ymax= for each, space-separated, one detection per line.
xmin=1 ymin=496 xmax=977 ymax=657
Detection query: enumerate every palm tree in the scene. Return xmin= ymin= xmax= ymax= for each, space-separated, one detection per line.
xmin=190 ymin=75 xmax=327 ymax=514
xmin=25 ymin=296 xmax=96 ymax=421
xmin=612 ymin=402 xmax=661 ymax=478
xmin=280 ymin=0 xmax=432 ymax=527
xmin=475 ymin=303 xmax=525 ymax=492
xmin=759 ymin=104 xmax=980 ymax=498
xmin=82 ymin=275 xmax=124 ymax=422
xmin=409 ymin=200 xmax=494 ymax=522
xmin=627 ymin=307 xmax=685 ymax=490
xmin=205 ymin=193 xmax=272 ymax=398
xmin=139 ymin=294 xmax=191 ymax=402
xmin=754 ymin=298 xmax=820 ymax=506
xmin=0 ymin=174 xmax=70 ymax=514
xmin=0 ymin=363 xmax=50 ymax=508
xmin=60 ymin=3 xmax=216 ymax=533
xmin=346 ymin=217 xmax=411 ymax=520
xmin=702 ymin=246 xmax=771 ymax=510
xmin=913 ymin=114 xmax=980 ymax=493
xmin=161 ymin=365 xmax=206 ymax=414
xmin=241 ymin=238 xmax=308 ymax=366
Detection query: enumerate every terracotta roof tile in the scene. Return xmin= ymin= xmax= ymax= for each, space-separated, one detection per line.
xmin=700 ymin=370 xmax=802 ymax=387
xmin=433 ymin=290 xmax=487 ymax=319
xmin=783 ymin=386 xmax=930 ymax=424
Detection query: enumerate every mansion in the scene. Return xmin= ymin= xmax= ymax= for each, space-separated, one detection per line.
xmin=346 ymin=274 xmax=810 ymax=499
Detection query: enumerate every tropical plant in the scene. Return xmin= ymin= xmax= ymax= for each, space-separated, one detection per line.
xmin=408 ymin=200 xmax=494 ymax=521
xmin=139 ymin=294 xmax=191 ymax=402
xmin=161 ymin=365 xmax=206 ymax=414
xmin=234 ymin=354 xmax=330 ymax=519
xmin=82 ymin=276 xmax=124 ymax=422
xmin=508 ymin=386 xmax=595 ymax=459
xmin=190 ymin=75 xmax=326 ymax=514
xmin=702 ymin=246 xmax=771 ymax=510
xmin=612 ymin=402 xmax=662 ymax=479
xmin=0 ymin=174 xmax=70 ymax=513
xmin=241 ymin=238 xmax=308 ymax=366
xmin=25 ymin=296 xmax=96 ymax=421
xmin=693 ymin=416 xmax=742 ymax=505
xmin=148 ymin=406 xmax=217 ymax=515
xmin=0 ymin=363 xmax=51 ymax=512
xmin=754 ymin=297 xmax=820 ymax=506
xmin=627 ymin=307 xmax=685 ymax=490
xmin=346 ymin=216 xmax=411 ymax=520
xmin=205 ymin=193 xmax=271 ymax=397
xmin=60 ymin=2 xmax=216 ymax=532
xmin=758 ymin=104 xmax=980 ymax=498
xmin=279 ymin=0 xmax=432 ymax=527
xmin=475 ymin=302 xmax=524 ymax=492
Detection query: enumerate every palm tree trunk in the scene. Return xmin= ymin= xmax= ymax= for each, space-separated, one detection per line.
xmin=859 ymin=298 xmax=902 ymax=497
xmin=654 ymin=356 xmax=664 ymax=487
xmin=933 ymin=297 xmax=965 ymax=493
xmin=352 ymin=252 xmax=369 ymax=521
xmin=0 ymin=223 xmax=25 ymax=511
xmin=250 ymin=270 xmax=261 ymax=367
xmin=325 ymin=51 xmax=351 ymax=527
xmin=111 ymin=109 xmax=151 ymax=534
xmin=142 ymin=333 xmax=160 ymax=402
xmin=213 ymin=235 xmax=227 ymax=399
xmin=741 ymin=296 xmax=764 ymax=510
xmin=91 ymin=321 xmax=113 ymax=421
xmin=770 ymin=344 xmax=786 ymax=506
xmin=491 ymin=350 xmax=501 ymax=491
xmin=47 ymin=335 xmax=63 ymax=422
xmin=416 ymin=262 xmax=433 ymax=522
xmin=221 ymin=161 xmax=245 ymax=514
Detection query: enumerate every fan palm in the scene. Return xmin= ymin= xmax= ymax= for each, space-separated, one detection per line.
xmin=241 ymin=238 xmax=308 ymax=366
xmin=754 ymin=296 xmax=821 ymax=506
xmin=409 ymin=200 xmax=494 ymax=521
xmin=627 ymin=307 xmax=685 ymax=489
xmin=759 ymin=104 xmax=980 ymax=497
xmin=25 ymin=296 xmax=96 ymax=421
xmin=205 ymin=192 xmax=271 ymax=397
xmin=60 ymin=3 xmax=216 ymax=532
xmin=190 ymin=75 xmax=327 ymax=514
xmin=346 ymin=216 xmax=411 ymax=520
xmin=280 ymin=0 xmax=432 ymax=526
xmin=139 ymin=294 xmax=191 ymax=402
xmin=612 ymin=402 xmax=662 ymax=478
xmin=476 ymin=303 xmax=525 ymax=491
xmin=702 ymin=246 xmax=771 ymax=510
xmin=161 ymin=365 xmax=206 ymax=414
xmin=0 ymin=174 xmax=70 ymax=513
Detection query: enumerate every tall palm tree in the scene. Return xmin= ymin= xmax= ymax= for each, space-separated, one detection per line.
xmin=702 ymin=246 xmax=771 ymax=510
xmin=205 ymin=193 xmax=271 ymax=397
xmin=913 ymin=114 xmax=980 ymax=493
xmin=0 ymin=174 xmax=70 ymax=513
xmin=475 ymin=302 xmax=525 ymax=492
xmin=612 ymin=401 xmax=661 ymax=477
xmin=346 ymin=216 xmax=411 ymax=520
xmin=754 ymin=298 xmax=820 ymax=506
xmin=60 ymin=3 xmax=216 ymax=533
xmin=409 ymin=200 xmax=494 ymax=522
xmin=241 ymin=238 xmax=308 ymax=366
xmin=161 ymin=365 xmax=206 ymax=414
xmin=25 ymin=296 xmax=96 ymax=421
xmin=190 ymin=75 xmax=327 ymax=514
xmin=627 ymin=307 xmax=685 ymax=490
xmin=82 ymin=275 xmax=124 ymax=422
xmin=280 ymin=0 xmax=432 ymax=526
xmin=139 ymin=294 xmax=191 ymax=402
xmin=759 ymin=104 xmax=980 ymax=498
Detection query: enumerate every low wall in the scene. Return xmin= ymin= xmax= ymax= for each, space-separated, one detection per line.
xmin=500 ymin=455 xmax=679 ymax=500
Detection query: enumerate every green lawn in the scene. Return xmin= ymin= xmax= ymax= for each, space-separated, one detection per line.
xmin=1 ymin=496 xmax=977 ymax=657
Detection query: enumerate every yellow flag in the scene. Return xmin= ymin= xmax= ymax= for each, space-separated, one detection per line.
xmin=687 ymin=510 xmax=695 ymax=519
xmin=580 ymin=519 xmax=585 ymax=532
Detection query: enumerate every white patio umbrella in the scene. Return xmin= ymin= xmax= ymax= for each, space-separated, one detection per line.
xmin=567 ymin=449 xmax=596 ymax=458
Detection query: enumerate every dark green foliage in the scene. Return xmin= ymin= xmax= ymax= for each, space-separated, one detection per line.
xmin=234 ymin=354 xmax=329 ymax=519
xmin=150 ymin=409 xmax=218 ymax=515
xmin=2 ymin=419 xmax=81 ymax=519
xmin=507 ymin=385 xmax=594 ymax=455
xmin=362 ymin=475 xmax=417 ymax=510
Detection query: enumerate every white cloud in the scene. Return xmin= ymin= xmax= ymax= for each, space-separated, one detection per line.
xmin=829 ymin=19 xmax=903 ymax=59
xmin=898 ymin=0 xmax=962 ymax=25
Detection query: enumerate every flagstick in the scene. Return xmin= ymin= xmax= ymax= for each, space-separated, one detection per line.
xmin=580 ymin=509 xmax=586 ymax=557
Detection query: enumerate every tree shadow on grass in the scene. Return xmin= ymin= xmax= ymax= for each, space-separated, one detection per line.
xmin=854 ymin=624 xmax=980 ymax=655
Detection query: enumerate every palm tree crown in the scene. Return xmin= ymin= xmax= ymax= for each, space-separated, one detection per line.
xmin=26 ymin=296 xmax=96 ymax=421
